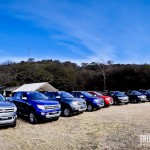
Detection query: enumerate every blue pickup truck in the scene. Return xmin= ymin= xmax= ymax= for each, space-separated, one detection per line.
xmin=43 ymin=91 xmax=87 ymax=117
xmin=70 ymin=91 xmax=104 ymax=111
xmin=8 ymin=91 xmax=61 ymax=124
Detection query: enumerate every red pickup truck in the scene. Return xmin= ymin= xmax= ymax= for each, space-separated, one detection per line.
xmin=88 ymin=91 xmax=114 ymax=107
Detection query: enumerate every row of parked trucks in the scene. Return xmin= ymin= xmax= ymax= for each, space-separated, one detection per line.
xmin=0 ymin=90 xmax=150 ymax=127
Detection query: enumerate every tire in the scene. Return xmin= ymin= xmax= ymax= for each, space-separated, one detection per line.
xmin=114 ymin=100 xmax=118 ymax=105
xmin=29 ymin=111 xmax=37 ymax=124
xmin=125 ymin=102 xmax=128 ymax=105
xmin=63 ymin=107 xmax=72 ymax=117
xmin=11 ymin=119 xmax=16 ymax=127
xmin=104 ymin=102 xmax=107 ymax=108
xmin=87 ymin=104 xmax=93 ymax=111
xmin=135 ymin=99 xmax=138 ymax=103
xmin=133 ymin=99 xmax=137 ymax=103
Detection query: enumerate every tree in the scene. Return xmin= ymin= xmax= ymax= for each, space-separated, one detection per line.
xmin=27 ymin=58 xmax=35 ymax=63
xmin=98 ymin=60 xmax=114 ymax=91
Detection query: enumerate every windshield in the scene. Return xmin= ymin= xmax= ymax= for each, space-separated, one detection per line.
xmin=114 ymin=91 xmax=125 ymax=96
xmin=0 ymin=94 xmax=5 ymax=101
xmin=93 ymin=91 xmax=103 ymax=96
xmin=132 ymin=91 xmax=141 ymax=95
xmin=82 ymin=92 xmax=93 ymax=97
xmin=60 ymin=92 xmax=74 ymax=98
xmin=29 ymin=93 xmax=47 ymax=100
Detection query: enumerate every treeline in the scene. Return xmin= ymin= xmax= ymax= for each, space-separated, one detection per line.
xmin=0 ymin=59 xmax=150 ymax=91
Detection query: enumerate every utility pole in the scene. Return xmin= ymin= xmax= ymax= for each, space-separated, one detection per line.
xmin=28 ymin=47 xmax=30 ymax=63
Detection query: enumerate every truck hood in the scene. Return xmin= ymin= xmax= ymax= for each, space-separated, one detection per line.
xmin=135 ymin=94 xmax=144 ymax=96
xmin=100 ymin=95 xmax=111 ymax=99
xmin=84 ymin=96 xmax=103 ymax=101
xmin=118 ymin=95 xmax=128 ymax=98
xmin=0 ymin=101 xmax=16 ymax=108
xmin=31 ymin=100 xmax=59 ymax=105
xmin=65 ymin=97 xmax=85 ymax=102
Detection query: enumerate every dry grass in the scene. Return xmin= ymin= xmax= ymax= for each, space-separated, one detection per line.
xmin=0 ymin=103 xmax=150 ymax=150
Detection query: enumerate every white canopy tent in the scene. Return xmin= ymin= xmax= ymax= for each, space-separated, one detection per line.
xmin=13 ymin=82 xmax=57 ymax=92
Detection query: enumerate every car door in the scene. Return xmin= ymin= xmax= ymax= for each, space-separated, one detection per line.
xmin=129 ymin=91 xmax=134 ymax=101
xmin=12 ymin=92 xmax=23 ymax=112
xmin=19 ymin=92 xmax=30 ymax=115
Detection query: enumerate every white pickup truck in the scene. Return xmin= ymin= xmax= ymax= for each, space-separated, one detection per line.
xmin=0 ymin=94 xmax=17 ymax=127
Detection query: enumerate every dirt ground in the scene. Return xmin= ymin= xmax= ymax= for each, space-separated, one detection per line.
xmin=0 ymin=103 xmax=150 ymax=150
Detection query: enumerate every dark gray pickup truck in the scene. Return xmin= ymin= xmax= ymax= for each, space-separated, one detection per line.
xmin=0 ymin=94 xmax=17 ymax=127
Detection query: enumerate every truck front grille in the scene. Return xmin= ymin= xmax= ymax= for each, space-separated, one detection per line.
xmin=78 ymin=102 xmax=86 ymax=105
xmin=45 ymin=105 xmax=60 ymax=110
xmin=0 ymin=109 xmax=14 ymax=113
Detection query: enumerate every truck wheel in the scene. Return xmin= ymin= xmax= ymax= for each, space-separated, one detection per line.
xmin=114 ymin=100 xmax=118 ymax=105
xmin=133 ymin=99 xmax=136 ymax=103
xmin=11 ymin=119 xmax=16 ymax=127
xmin=87 ymin=104 xmax=93 ymax=111
xmin=29 ymin=111 xmax=37 ymax=124
xmin=63 ymin=108 xmax=72 ymax=117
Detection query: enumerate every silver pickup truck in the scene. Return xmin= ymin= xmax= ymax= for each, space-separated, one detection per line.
xmin=0 ymin=94 xmax=17 ymax=127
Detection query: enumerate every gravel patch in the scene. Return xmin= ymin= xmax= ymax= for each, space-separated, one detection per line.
xmin=0 ymin=103 xmax=150 ymax=150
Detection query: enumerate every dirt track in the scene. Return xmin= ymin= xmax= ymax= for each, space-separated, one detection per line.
xmin=0 ymin=103 xmax=150 ymax=150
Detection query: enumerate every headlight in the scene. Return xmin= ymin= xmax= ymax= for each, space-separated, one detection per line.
xmin=72 ymin=101 xmax=78 ymax=106
xmin=37 ymin=105 xmax=45 ymax=110
xmin=14 ymin=106 xmax=17 ymax=112
xmin=118 ymin=97 xmax=122 ymax=99
xmin=58 ymin=104 xmax=61 ymax=108
xmin=94 ymin=99 xmax=100 ymax=103
xmin=106 ymin=98 xmax=110 ymax=101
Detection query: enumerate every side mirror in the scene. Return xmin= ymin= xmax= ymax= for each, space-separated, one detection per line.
xmin=22 ymin=97 xmax=27 ymax=100
xmin=45 ymin=96 xmax=49 ymax=99
xmin=6 ymin=98 xmax=11 ymax=102
xmin=80 ymin=95 xmax=84 ymax=98
xmin=56 ymin=96 xmax=60 ymax=99
xmin=93 ymin=94 xmax=97 ymax=97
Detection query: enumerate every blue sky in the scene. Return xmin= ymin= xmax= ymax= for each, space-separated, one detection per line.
xmin=1 ymin=0 xmax=150 ymax=64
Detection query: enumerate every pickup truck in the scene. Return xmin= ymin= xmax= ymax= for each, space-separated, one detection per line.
xmin=88 ymin=91 xmax=114 ymax=107
xmin=139 ymin=90 xmax=150 ymax=101
xmin=70 ymin=91 xmax=104 ymax=111
xmin=107 ymin=91 xmax=129 ymax=105
xmin=0 ymin=94 xmax=17 ymax=127
xmin=8 ymin=91 xmax=61 ymax=124
xmin=125 ymin=90 xmax=147 ymax=103
xmin=43 ymin=91 xmax=87 ymax=117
